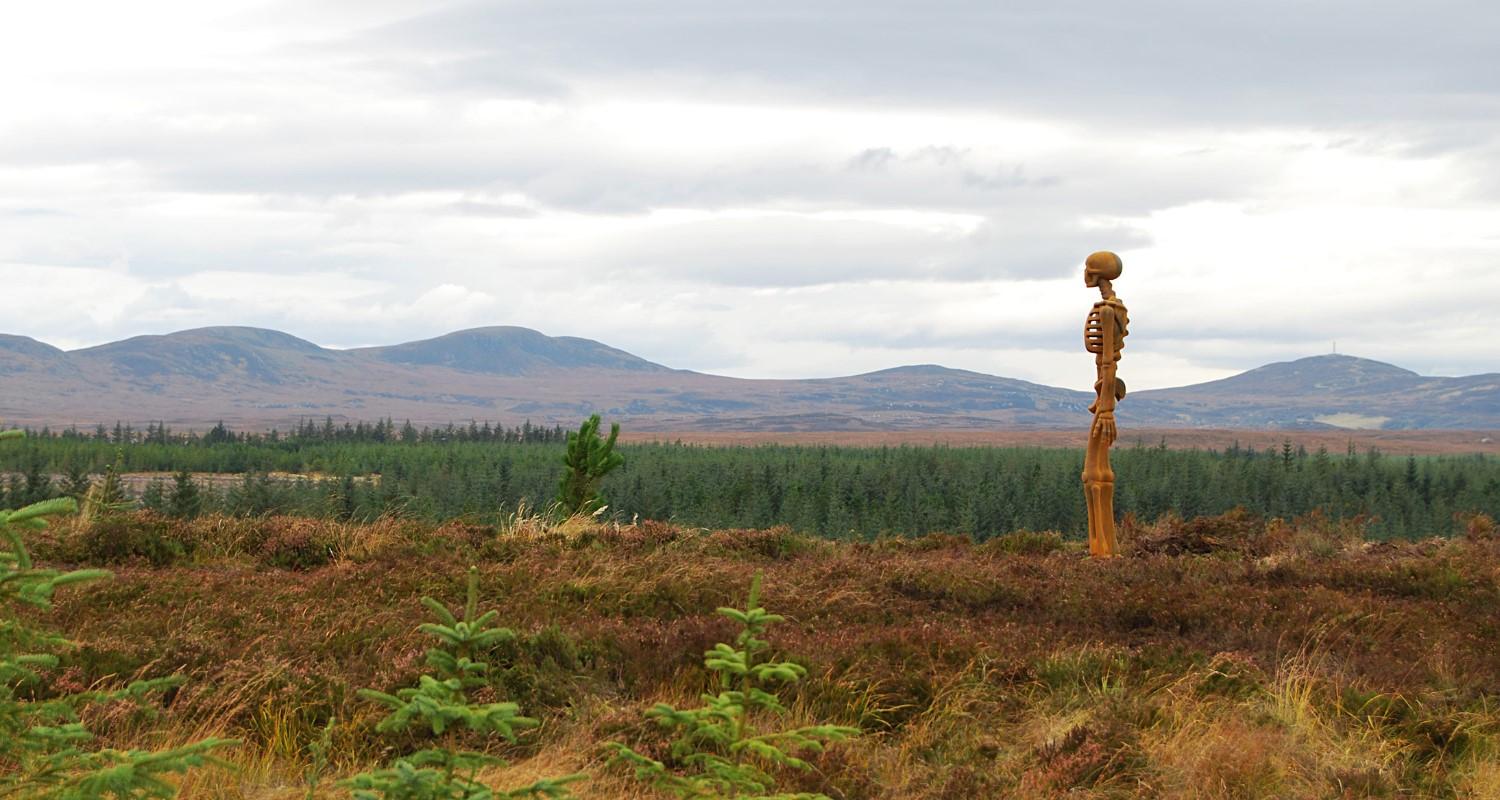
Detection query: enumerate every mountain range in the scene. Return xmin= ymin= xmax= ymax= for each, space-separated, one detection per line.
xmin=1 ymin=326 xmax=1496 ymax=431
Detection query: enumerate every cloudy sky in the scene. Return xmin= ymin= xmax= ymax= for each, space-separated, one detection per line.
xmin=3 ymin=0 xmax=1497 ymax=390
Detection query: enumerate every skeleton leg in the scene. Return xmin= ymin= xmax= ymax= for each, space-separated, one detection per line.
xmin=1085 ymin=478 xmax=1118 ymax=557
xmin=1083 ymin=420 xmax=1120 ymax=558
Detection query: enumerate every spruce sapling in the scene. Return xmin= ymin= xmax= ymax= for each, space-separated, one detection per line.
xmin=167 ymin=469 xmax=202 ymax=520
xmin=141 ymin=478 xmax=167 ymax=513
xmin=341 ymin=567 xmax=584 ymax=799
xmin=555 ymin=415 xmax=623 ymax=516
xmin=62 ymin=461 xmax=93 ymax=502
xmin=81 ymin=449 xmax=131 ymax=520
xmin=0 ymin=429 xmax=235 ymax=798
xmin=606 ymin=572 xmax=859 ymax=799
xmin=303 ymin=717 xmax=336 ymax=800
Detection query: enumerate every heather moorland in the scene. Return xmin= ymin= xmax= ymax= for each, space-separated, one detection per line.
xmin=17 ymin=506 xmax=1500 ymax=799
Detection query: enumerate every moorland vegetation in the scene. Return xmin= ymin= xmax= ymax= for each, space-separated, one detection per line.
xmin=10 ymin=503 xmax=1500 ymax=798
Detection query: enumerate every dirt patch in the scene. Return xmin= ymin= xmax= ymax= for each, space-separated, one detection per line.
xmin=620 ymin=427 xmax=1500 ymax=455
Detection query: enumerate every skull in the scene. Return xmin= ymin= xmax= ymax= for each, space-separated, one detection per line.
xmin=1084 ymin=251 xmax=1122 ymax=287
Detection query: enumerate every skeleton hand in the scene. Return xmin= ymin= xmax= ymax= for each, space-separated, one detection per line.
xmin=1091 ymin=411 xmax=1117 ymax=446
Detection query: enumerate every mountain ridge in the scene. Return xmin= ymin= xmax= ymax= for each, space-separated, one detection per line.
xmin=0 ymin=327 xmax=1495 ymax=431
xmin=353 ymin=326 xmax=674 ymax=375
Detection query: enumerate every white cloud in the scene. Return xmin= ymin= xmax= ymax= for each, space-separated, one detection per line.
xmin=0 ymin=1 xmax=1497 ymax=390
xmin=0 ymin=264 xmax=151 ymax=343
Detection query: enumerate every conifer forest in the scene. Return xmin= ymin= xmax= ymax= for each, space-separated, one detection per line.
xmin=2 ymin=420 xmax=1496 ymax=540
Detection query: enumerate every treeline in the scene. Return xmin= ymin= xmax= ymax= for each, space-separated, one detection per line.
xmin=1 ymin=433 xmax=1495 ymax=540
xmin=21 ymin=417 xmax=571 ymax=446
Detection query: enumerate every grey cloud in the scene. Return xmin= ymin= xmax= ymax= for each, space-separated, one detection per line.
xmin=836 ymin=322 xmax=1083 ymax=355
xmin=364 ymin=0 xmax=1500 ymax=128
xmin=447 ymin=200 xmax=539 ymax=217
xmin=604 ymin=213 xmax=1151 ymax=286
xmin=847 ymin=148 xmax=896 ymax=171
xmin=0 ymin=111 xmax=1263 ymax=221
xmin=961 ymin=166 xmax=1061 ymax=191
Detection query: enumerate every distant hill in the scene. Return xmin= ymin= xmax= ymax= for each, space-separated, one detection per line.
xmin=71 ymin=327 xmax=331 ymax=384
xmin=1132 ymin=355 xmax=1500 ymax=430
xmin=0 ymin=335 xmax=72 ymax=376
xmin=354 ymin=326 xmax=672 ymax=375
xmin=0 ymin=327 xmax=1495 ymax=431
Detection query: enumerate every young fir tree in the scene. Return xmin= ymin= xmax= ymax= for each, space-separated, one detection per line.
xmin=555 ymin=415 xmax=624 ymax=516
xmin=606 ymin=573 xmax=859 ymax=799
xmin=61 ymin=461 xmax=93 ymax=501
xmin=339 ymin=567 xmax=584 ymax=800
xmin=83 ymin=450 xmax=131 ymax=519
xmin=167 ymin=469 xmax=202 ymax=519
xmin=0 ymin=429 xmax=234 ymax=797
xmin=336 ymin=474 xmax=358 ymax=522
xmin=22 ymin=452 xmax=53 ymax=506
xmin=141 ymin=478 xmax=167 ymax=513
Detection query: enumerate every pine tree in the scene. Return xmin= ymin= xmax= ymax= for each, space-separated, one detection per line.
xmin=339 ymin=567 xmax=583 ymax=799
xmin=337 ymin=474 xmax=358 ymax=522
xmin=84 ymin=450 xmax=131 ymax=519
xmin=62 ymin=460 xmax=93 ymax=500
xmin=22 ymin=452 xmax=52 ymax=505
xmin=141 ymin=478 xmax=167 ymax=513
xmin=607 ymin=573 xmax=858 ymax=798
xmin=556 ymin=415 xmax=624 ymax=515
xmin=168 ymin=469 xmax=203 ymax=519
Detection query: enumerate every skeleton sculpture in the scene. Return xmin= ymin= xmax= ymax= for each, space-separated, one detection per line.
xmin=1083 ymin=251 xmax=1128 ymax=557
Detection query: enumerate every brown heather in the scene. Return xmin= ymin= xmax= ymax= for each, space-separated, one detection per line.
xmin=28 ymin=510 xmax=1500 ymax=798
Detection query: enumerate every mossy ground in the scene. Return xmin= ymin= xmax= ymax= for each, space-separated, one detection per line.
xmin=30 ymin=511 xmax=1500 ymax=798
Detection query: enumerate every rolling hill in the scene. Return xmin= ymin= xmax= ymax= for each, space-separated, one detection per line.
xmin=0 ymin=326 xmax=1495 ymax=431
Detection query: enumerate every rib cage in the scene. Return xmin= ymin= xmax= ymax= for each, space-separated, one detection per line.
xmin=1085 ymin=301 xmax=1128 ymax=356
xmin=1085 ymin=307 xmax=1107 ymax=353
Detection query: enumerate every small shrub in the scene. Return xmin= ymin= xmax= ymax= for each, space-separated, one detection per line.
xmin=868 ymin=532 xmax=972 ymax=554
xmin=1133 ymin=508 xmax=1267 ymax=557
xmin=1457 ymin=511 xmax=1496 ymax=541
xmin=598 ymin=518 xmax=685 ymax=549
xmin=258 ymin=518 xmax=336 ymax=570
xmin=1196 ymin=652 xmax=1268 ymax=700
xmin=1031 ymin=646 xmax=1136 ymax=697
xmin=1022 ymin=716 xmax=1141 ymax=794
xmin=488 ymin=624 xmax=593 ymax=713
xmin=1285 ymin=509 xmax=1371 ymax=559
xmin=75 ymin=512 xmax=192 ymax=567
xmin=980 ymin=529 xmax=1065 ymax=556
xmin=429 ymin=521 xmax=495 ymax=550
xmin=886 ymin=566 xmax=1024 ymax=612
xmin=704 ymin=525 xmax=814 ymax=559
xmin=907 ymin=532 xmax=972 ymax=552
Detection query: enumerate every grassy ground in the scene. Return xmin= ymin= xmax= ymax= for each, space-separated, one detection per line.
xmin=28 ymin=511 xmax=1500 ymax=798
